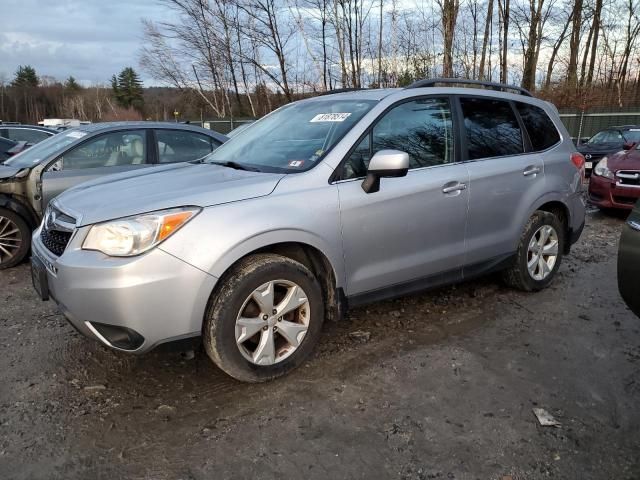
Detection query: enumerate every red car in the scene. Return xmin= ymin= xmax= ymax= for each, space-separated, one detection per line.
xmin=589 ymin=145 xmax=640 ymax=210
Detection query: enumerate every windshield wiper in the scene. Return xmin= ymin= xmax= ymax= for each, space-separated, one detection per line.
xmin=209 ymin=160 xmax=260 ymax=172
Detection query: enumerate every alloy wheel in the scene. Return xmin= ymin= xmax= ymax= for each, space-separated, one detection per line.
xmin=0 ymin=215 xmax=22 ymax=265
xmin=235 ymin=280 xmax=310 ymax=366
xmin=527 ymin=225 xmax=559 ymax=281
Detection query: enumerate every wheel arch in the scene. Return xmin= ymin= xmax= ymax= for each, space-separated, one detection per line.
xmin=0 ymin=194 xmax=39 ymax=229
xmin=527 ymin=196 xmax=572 ymax=253
xmin=210 ymin=238 xmax=346 ymax=324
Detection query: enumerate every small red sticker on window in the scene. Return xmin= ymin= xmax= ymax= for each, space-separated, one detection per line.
xmin=289 ymin=160 xmax=305 ymax=167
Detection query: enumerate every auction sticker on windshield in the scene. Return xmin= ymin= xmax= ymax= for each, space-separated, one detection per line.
xmin=310 ymin=113 xmax=352 ymax=122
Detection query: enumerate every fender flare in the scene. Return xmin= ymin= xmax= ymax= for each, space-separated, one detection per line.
xmin=518 ymin=191 xmax=573 ymax=249
xmin=208 ymin=229 xmax=345 ymax=289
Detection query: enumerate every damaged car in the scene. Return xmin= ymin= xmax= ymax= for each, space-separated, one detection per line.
xmin=30 ymin=80 xmax=586 ymax=382
xmin=0 ymin=122 xmax=227 ymax=268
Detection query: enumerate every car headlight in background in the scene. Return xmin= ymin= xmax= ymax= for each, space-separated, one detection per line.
xmin=594 ymin=157 xmax=615 ymax=180
xmin=83 ymin=207 xmax=201 ymax=257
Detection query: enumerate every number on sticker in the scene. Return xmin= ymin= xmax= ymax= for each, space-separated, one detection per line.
xmin=310 ymin=113 xmax=352 ymax=123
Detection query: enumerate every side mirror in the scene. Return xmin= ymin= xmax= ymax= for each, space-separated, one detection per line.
xmin=623 ymin=142 xmax=635 ymax=151
xmin=361 ymin=150 xmax=409 ymax=194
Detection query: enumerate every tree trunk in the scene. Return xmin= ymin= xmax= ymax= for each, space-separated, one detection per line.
xmin=498 ymin=0 xmax=510 ymax=83
xmin=566 ymin=0 xmax=583 ymax=89
xmin=440 ymin=0 xmax=460 ymax=77
xmin=586 ymin=0 xmax=603 ymax=86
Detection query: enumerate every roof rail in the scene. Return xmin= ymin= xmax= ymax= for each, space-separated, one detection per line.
xmin=318 ymin=88 xmax=365 ymax=96
xmin=405 ymin=78 xmax=532 ymax=97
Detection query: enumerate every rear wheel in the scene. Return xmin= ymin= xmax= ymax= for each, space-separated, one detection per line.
xmin=203 ymin=254 xmax=324 ymax=383
xmin=0 ymin=208 xmax=30 ymax=270
xmin=502 ymin=211 xmax=564 ymax=291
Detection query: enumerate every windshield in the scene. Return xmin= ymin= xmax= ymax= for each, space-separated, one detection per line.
xmin=623 ymin=129 xmax=640 ymax=144
xmin=587 ymin=130 xmax=624 ymax=144
xmin=203 ymin=99 xmax=376 ymax=173
xmin=4 ymin=129 xmax=87 ymax=168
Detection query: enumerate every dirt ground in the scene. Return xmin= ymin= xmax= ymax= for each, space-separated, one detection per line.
xmin=1 ymin=208 xmax=639 ymax=480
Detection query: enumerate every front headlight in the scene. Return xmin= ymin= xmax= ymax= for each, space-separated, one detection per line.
xmin=83 ymin=207 xmax=200 ymax=257
xmin=594 ymin=157 xmax=615 ymax=180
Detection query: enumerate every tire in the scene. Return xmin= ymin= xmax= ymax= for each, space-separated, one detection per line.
xmin=502 ymin=210 xmax=565 ymax=292
xmin=203 ymin=253 xmax=325 ymax=383
xmin=0 ymin=208 xmax=31 ymax=270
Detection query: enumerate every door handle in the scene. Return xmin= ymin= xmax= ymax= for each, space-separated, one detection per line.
xmin=442 ymin=182 xmax=467 ymax=194
xmin=523 ymin=166 xmax=541 ymax=177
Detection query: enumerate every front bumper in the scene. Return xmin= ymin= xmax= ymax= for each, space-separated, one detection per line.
xmin=588 ymin=174 xmax=640 ymax=210
xmin=32 ymin=226 xmax=218 ymax=353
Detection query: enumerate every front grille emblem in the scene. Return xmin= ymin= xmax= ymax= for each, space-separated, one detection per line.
xmin=45 ymin=209 xmax=57 ymax=231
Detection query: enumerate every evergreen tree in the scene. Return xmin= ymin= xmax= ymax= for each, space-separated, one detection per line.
xmin=12 ymin=65 xmax=38 ymax=88
xmin=64 ymin=76 xmax=81 ymax=92
xmin=111 ymin=67 xmax=144 ymax=112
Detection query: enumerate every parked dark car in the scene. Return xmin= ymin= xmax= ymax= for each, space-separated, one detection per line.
xmin=0 ymin=122 xmax=227 ymax=268
xmin=0 ymin=125 xmax=57 ymax=145
xmin=618 ymin=200 xmax=640 ymax=318
xmin=589 ymin=144 xmax=640 ymax=210
xmin=0 ymin=137 xmax=28 ymax=162
xmin=578 ymin=126 xmax=640 ymax=175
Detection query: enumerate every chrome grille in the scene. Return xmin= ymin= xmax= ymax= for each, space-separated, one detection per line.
xmin=40 ymin=205 xmax=76 ymax=256
xmin=616 ymin=170 xmax=640 ymax=188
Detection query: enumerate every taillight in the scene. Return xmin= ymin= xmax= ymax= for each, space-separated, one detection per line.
xmin=571 ymin=152 xmax=586 ymax=184
xmin=571 ymin=152 xmax=585 ymax=170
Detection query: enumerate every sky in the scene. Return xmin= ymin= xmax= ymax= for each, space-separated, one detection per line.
xmin=0 ymin=0 xmax=171 ymax=86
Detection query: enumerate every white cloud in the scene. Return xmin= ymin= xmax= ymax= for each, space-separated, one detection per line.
xmin=0 ymin=0 xmax=171 ymax=85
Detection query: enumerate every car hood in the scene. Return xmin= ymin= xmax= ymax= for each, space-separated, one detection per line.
xmin=607 ymin=150 xmax=640 ymax=171
xmin=0 ymin=164 xmax=23 ymax=180
xmin=55 ymin=162 xmax=286 ymax=226
xmin=578 ymin=143 xmax=622 ymax=155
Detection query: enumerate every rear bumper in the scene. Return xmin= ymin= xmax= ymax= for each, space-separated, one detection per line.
xmin=32 ymin=226 xmax=218 ymax=353
xmin=588 ymin=174 xmax=640 ymax=210
xmin=567 ymin=190 xmax=586 ymax=247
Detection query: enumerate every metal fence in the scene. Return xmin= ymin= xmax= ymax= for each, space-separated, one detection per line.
xmin=202 ymin=119 xmax=255 ymax=135
xmin=559 ymin=111 xmax=640 ymax=140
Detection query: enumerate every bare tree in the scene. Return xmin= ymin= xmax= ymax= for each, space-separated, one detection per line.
xmin=479 ymin=0 xmax=494 ymax=80
xmin=438 ymin=0 xmax=460 ymax=76
xmin=498 ymin=0 xmax=510 ymax=83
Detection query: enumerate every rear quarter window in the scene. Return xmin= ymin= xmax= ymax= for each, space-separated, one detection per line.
xmin=515 ymin=102 xmax=561 ymax=151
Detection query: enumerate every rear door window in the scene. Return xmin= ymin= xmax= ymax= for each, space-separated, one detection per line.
xmin=156 ymin=130 xmax=217 ymax=163
xmin=515 ymin=102 xmax=560 ymax=151
xmin=460 ymin=97 xmax=524 ymax=160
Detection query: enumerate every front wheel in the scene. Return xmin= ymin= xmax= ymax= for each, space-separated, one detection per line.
xmin=0 ymin=208 xmax=31 ymax=270
xmin=502 ymin=211 xmax=564 ymax=291
xmin=203 ymin=254 xmax=325 ymax=382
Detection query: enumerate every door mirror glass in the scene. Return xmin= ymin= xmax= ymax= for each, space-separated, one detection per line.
xmin=362 ymin=150 xmax=409 ymax=193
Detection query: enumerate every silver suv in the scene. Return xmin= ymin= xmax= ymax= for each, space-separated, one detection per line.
xmin=31 ymin=80 xmax=586 ymax=382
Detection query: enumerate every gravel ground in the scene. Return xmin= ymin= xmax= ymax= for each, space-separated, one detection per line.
xmin=1 ymin=208 xmax=639 ymax=480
